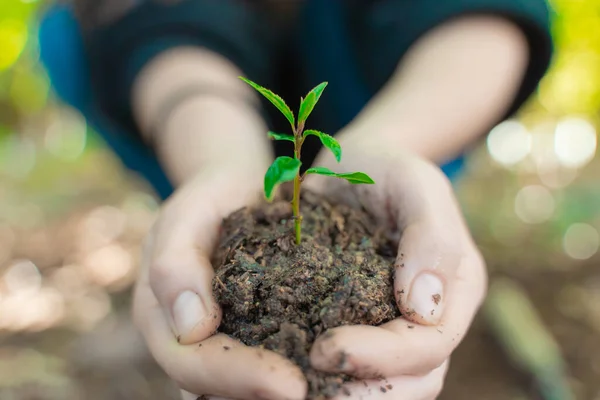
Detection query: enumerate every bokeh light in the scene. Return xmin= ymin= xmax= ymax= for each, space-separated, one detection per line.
xmin=538 ymin=164 xmax=578 ymax=189
xmin=83 ymin=244 xmax=134 ymax=288
xmin=0 ymin=19 xmax=27 ymax=71
xmin=0 ymin=260 xmax=66 ymax=332
xmin=50 ymin=265 xmax=89 ymax=299
xmin=3 ymin=259 xmax=41 ymax=294
xmin=0 ymin=134 xmax=36 ymax=179
xmin=538 ymin=49 xmax=600 ymax=115
xmin=70 ymin=289 xmax=111 ymax=332
xmin=529 ymin=122 xmax=561 ymax=174
xmin=514 ymin=185 xmax=556 ymax=224
xmin=78 ymin=206 xmax=127 ymax=253
xmin=487 ymin=120 xmax=532 ymax=166
xmin=44 ymin=107 xmax=87 ymax=161
xmin=563 ymin=223 xmax=600 ymax=260
xmin=554 ymin=117 xmax=597 ymax=169
xmin=0 ymin=287 xmax=66 ymax=332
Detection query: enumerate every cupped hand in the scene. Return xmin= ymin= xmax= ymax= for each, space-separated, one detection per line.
xmin=304 ymin=131 xmax=487 ymax=399
xmin=132 ymin=163 xmax=307 ymax=400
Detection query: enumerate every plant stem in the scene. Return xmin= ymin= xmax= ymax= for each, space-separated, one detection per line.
xmin=293 ymin=167 xmax=301 ymax=245
xmin=292 ymin=123 xmax=304 ymax=245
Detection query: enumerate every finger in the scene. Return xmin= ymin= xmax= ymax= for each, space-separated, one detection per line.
xmin=148 ymin=172 xmax=261 ymax=344
xmin=133 ymin=274 xmax=307 ymax=400
xmin=385 ymin=158 xmax=480 ymax=327
xmin=311 ymin=249 xmax=485 ymax=377
xmin=333 ymin=360 xmax=449 ymax=400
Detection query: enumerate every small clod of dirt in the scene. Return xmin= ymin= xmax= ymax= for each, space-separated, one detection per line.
xmin=213 ymin=191 xmax=400 ymax=399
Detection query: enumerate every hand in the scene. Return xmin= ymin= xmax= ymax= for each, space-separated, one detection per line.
xmin=132 ymin=163 xmax=308 ymax=400
xmin=304 ymin=130 xmax=487 ymax=399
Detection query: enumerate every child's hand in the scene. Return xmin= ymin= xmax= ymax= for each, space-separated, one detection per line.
xmin=132 ymin=164 xmax=307 ymax=400
xmin=304 ymin=131 xmax=487 ymax=399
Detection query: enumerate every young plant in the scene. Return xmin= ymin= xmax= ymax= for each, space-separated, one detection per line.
xmin=240 ymin=77 xmax=375 ymax=245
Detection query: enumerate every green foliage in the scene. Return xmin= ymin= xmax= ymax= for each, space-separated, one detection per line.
xmin=298 ymin=82 xmax=328 ymax=125
xmin=240 ymin=77 xmax=374 ymax=244
xmin=264 ymin=156 xmax=302 ymax=201
xmin=306 ymin=167 xmax=375 ymax=184
xmin=304 ymin=130 xmax=342 ymax=162
xmin=268 ymin=131 xmax=295 ymax=142
xmin=239 ymin=77 xmax=295 ymax=128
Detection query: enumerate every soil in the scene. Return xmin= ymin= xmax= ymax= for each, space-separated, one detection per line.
xmin=212 ymin=190 xmax=401 ymax=399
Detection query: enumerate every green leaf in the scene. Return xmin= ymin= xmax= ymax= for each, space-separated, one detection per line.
xmin=303 ymin=130 xmax=342 ymax=162
xmin=298 ymin=82 xmax=328 ymax=124
xmin=264 ymin=156 xmax=302 ymax=201
xmin=306 ymin=167 xmax=375 ymax=185
xmin=335 ymin=172 xmax=375 ymax=184
xmin=305 ymin=166 xmax=337 ymax=177
xmin=268 ymin=131 xmax=295 ymax=142
xmin=239 ymin=76 xmax=295 ymax=128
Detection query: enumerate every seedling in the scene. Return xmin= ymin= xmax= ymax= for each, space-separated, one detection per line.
xmin=240 ymin=77 xmax=375 ymax=245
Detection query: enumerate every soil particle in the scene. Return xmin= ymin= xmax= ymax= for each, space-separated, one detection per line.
xmin=337 ymin=351 xmax=348 ymax=370
xmin=213 ymin=191 xmax=399 ymax=399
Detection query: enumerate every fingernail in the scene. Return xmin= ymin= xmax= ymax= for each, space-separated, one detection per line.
xmin=173 ymin=290 xmax=207 ymax=338
xmin=407 ymin=273 xmax=444 ymax=324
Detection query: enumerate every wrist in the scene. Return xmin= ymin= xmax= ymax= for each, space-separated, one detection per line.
xmin=332 ymin=121 xmax=415 ymax=162
xmin=157 ymin=96 xmax=273 ymax=188
xmin=337 ymin=101 xmax=489 ymax=165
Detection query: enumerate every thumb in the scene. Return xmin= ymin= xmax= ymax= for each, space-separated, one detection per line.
xmin=146 ymin=173 xmax=261 ymax=344
xmin=395 ymin=221 xmax=463 ymax=326
xmin=149 ymin=240 xmax=221 ymax=345
xmin=147 ymin=200 xmax=223 ymax=345
xmin=391 ymin=163 xmax=470 ymax=326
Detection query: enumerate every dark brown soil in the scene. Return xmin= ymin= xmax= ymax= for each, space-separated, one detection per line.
xmin=212 ymin=190 xmax=400 ymax=399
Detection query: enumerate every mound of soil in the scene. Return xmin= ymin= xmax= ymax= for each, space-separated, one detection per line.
xmin=213 ymin=191 xmax=400 ymax=399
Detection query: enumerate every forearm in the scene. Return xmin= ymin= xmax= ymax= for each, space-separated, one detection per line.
xmin=132 ymin=47 xmax=272 ymax=187
xmin=343 ymin=15 xmax=529 ymax=164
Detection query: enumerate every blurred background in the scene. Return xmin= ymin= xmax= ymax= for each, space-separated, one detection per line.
xmin=0 ymin=0 xmax=598 ymax=399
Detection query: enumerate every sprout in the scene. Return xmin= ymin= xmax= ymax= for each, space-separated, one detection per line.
xmin=240 ymin=77 xmax=374 ymax=244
